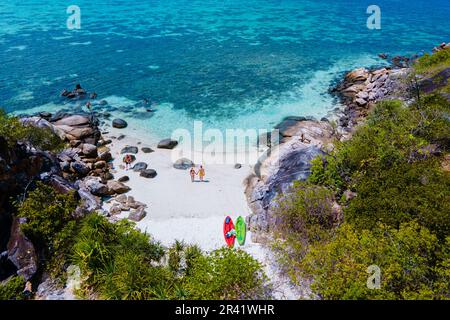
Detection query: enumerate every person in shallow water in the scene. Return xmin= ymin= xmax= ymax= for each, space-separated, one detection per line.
xmin=143 ymin=98 xmax=158 ymax=112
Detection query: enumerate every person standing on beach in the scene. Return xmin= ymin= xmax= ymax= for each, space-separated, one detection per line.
xmin=190 ymin=166 xmax=196 ymax=182
xmin=198 ymin=165 xmax=205 ymax=182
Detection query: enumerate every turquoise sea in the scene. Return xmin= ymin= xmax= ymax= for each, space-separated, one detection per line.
xmin=1 ymin=0 xmax=449 ymax=138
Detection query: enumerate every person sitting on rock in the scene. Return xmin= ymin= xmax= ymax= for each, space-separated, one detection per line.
xmin=300 ymin=133 xmax=311 ymax=144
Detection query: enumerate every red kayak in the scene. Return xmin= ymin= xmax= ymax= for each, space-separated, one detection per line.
xmin=223 ymin=216 xmax=236 ymax=248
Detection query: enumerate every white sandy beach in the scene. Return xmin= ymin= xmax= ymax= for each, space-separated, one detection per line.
xmin=102 ymin=127 xmax=301 ymax=299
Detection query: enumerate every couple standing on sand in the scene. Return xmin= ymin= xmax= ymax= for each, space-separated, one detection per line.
xmin=190 ymin=165 xmax=206 ymax=182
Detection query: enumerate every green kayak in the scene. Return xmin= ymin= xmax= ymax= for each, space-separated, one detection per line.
xmin=236 ymin=216 xmax=246 ymax=246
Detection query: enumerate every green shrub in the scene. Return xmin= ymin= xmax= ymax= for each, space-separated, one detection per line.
xmin=414 ymin=48 xmax=450 ymax=74
xmin=345 ymin=158 xmax=450 ymax=239
xmin=0 ymin=109 xmax=64 ymax=151
xmin=283 ymin=91 xmax=450 ymax=299
xmin=0 ymin=276 xmax=26 ymax=300
xmin=274 ymin=181 xmax=336 ymax=244
xmin=299 ymin=221 xmax=449 ymax=300
xmin=97 ymin=251 xmax=175 ymax=300
xmin=309 ymin=156 xmax=344 ymax=191
xmin=183 ymin=248 xmax=268 ymax=300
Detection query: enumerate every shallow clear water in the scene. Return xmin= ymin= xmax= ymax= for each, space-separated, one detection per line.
xmin=1 ymin=0 xmax=449 ymax=138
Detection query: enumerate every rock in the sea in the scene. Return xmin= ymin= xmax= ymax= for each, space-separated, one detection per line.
xmin=56 ymin=125 xmax=95 ymax=141
xmin=7 ymin=218 xmax=38 ymax=281
xmin=121 ymin=146 xmax=139 ymax=154
xmin=70 ymin=161 xmax=90 ymax=176
xmin=141 ymin=147 xmax=154 ymax=154
xmin=132 ymin=162 xmax=148 ymax=172
xmin=107 ymin=180 xmax=131 ymax=194
xmin=140 ymin=169 xmax=157 ymax=178
xmin=94 ymin=161 xmax=107 ymax=169
xmin=118 ymin=176 xmax=130 ymax=183
xmin=173 ymin=158 xmax=194 ymax=170
xmin=128 ymin=207 xmax=147 ymax=222
xmin=20 ymin=117 xmax=67 ymax=141
xmin=82 ymin=143 xmax=98 ymax=158
xmin=157 ymin=139 xmax=178 ymax=149
xmin=76 ymin=188 xmax=102 ymax=213
xmin=112 ymin=119 xmax=128 ymax=129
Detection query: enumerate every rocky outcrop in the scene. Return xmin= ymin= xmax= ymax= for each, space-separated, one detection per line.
xmin=22 ymin=113 xmax=101 ymax=149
